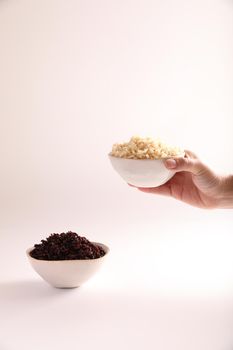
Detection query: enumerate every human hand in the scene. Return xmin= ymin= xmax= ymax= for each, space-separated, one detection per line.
xmin=131 ymin=150 xmax=233 ymax=209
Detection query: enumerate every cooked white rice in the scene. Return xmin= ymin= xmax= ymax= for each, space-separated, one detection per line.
xmin=110 ymin=136 xmax=183 ymax=159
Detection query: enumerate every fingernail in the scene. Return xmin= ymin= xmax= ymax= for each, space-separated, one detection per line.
xmin=164 ymin=159 xmax=177 ymax=169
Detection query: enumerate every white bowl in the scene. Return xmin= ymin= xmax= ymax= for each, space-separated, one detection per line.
xmin=109 ymin=155 xmax=179 ymax=188
xmin=26 ymin=242 xmax=109 ymax=289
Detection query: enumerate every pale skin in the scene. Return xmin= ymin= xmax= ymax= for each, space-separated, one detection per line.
xmin=130 ymin=150 xmax=233 ymax=209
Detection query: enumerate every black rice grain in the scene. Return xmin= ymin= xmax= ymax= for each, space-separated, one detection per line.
xmin=30 ymin=231 xmax=105 ymax=260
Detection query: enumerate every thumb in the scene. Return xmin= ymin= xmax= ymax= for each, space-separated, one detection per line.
xmin=164 ymin=156 xmax=206 ymax=176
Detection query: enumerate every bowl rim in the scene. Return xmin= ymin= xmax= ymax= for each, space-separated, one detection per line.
xmin=108 ymin=153 xmax=185 ymax=160
xmin=26 ymin=242 xmax=110 ymax=262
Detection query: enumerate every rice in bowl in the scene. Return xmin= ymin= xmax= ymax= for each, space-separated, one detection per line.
xmin=110 ymin=136 xmax=184 ymax=160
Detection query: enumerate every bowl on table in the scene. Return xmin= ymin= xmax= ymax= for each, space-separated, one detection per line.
xmin=26 ymin=242 xmax=109 ymax=289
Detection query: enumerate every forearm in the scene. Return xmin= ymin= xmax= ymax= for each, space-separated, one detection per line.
xmin=217 ymin=175 xmax=233 ymax=209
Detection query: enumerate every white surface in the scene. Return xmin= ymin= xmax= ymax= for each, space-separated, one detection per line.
xmin=1 ymin=217 xmax=233 ymax=350
xmin=0 ymin=0 xmax=233 ymax=349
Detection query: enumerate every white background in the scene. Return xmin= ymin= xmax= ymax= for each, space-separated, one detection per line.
xmin=0 ymin=0 xmax=233 ymax=349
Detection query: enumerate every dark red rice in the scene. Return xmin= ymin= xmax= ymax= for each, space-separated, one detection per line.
xmin=30 ymin=231 xmax=105 ymax=260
